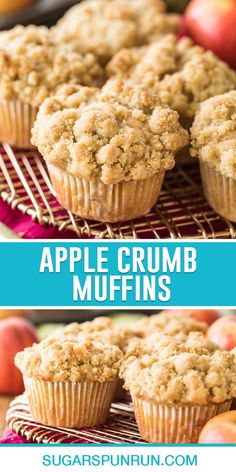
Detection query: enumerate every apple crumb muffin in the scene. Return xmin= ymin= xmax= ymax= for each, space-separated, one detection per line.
xmin=122 ymin=346 xmax=236 ymax=405
xmin=31 ymin=79 xmax=188 ymax=185
xmin=15 ymin=337 xmax=123 ymax=429
xmin=191 ymin=91 xmax=236 ymax=179
xmin=143 ymin=311 xmax=208 ymax=336
xmin=125 ymin=331 xmax=221 ymax=358
xmin=53 ymin=316 xmax=114 ymax=338
xmin=191 ymin=91 xmax=236 ymax=222
xmin=0 ymin=25 xmax=103 ymax=148
xmin=122 ymin=342 xmax=236 ymax=443
xmin=15 ymin=337 xmax=122 ymax=382
xmin=0 ymin=25 xmax=103 ymax=108
xmin=53 ymin=0 xmax=180 ymax=64
xmin=31 ymin=79 xmax=188 ymax=222
xmin=53 ymin=316 xmax=147 ymax=353
xmin=107 ymin=35 xmax=236 ymax=120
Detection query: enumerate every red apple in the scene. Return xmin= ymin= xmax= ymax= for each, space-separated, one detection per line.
xmin=199 ymin=411 xmax=236 ymax=443
xmin=185 ymin=0 xmax=236 ymax=69
xmin=207 ymin=316 xmax=236 ymax=350
xmin=189 ymin=309 xmax=220 ymax=326
xmin=0 ymin=317 xmax=38 ymax=395
xmin=160 ymin=309 xmax=220 ymax=326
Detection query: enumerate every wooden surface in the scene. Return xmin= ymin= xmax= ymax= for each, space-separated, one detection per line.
xmin=0 ymin=396 xmax=12 ymax=436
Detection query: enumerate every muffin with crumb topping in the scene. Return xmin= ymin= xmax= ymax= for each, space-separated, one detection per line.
xmin=125 ymin=331 xmax=220 ymax=358
xmin=53 ymin=0 xmax=180 ymax=65
xmin=15 ymin=337 xmax=122 ymax=428
xmin=52 ymin=316 xmax=114 ymax=339
xmin=121 ymin=341 xmax=236 ymax=443
xmin=107 ymin=35 xmax=236 ymax=122
xmin=31 ymin=79 xmax=188 ymax=222
xmin=53 ymin=316 xmax=147 ymax=401
xmin=107 ymin=35 xmax=236 ymax=166
xmin=191 ymin=91 xmax=236 ymax=222
xmin=143 ymin=311 xmax=208 ymax=337
xmin=0 ymin=25 xmax=103 ymax=148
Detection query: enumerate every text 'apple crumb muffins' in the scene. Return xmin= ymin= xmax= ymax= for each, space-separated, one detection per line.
xmin=191 ymin=91 xmax=236 ymax=222
xmin=53 ymin=0 xmax=180 ymax=64
xmin=15 ymin=337 xmax=122 ymax=428
xmin=107 ymin=34 xmax=236 ymax=122
xmin=121 ymin=342 xmax=236 ymax=443
xmin=31 ymin=79 xmax=189 ymax=222
xmin=0 ymin=25 xmax=103 ymax=148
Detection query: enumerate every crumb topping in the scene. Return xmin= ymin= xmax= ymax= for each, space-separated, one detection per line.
xmin=144 ymin=312 xmax=208 ymax=336
xmin=55 ymin=316 xmax=114 ymax=337
xmin=0 ymin=25 xmax=103 ymax=107
xmin=32 ymin=79 xmax=189 ymax=184
xmin=107 ymin=35 xmax=236 ymax=119
xmin=121 ymin=346 xmax=236 ymax=405
xmin=15 ymin=337 xmax=122 ymax=382
xmin=125 ymin=331 xmax=220 ymax=358
xmin=53 ymin=0 xmax=180 ymax=63
xmin=191 ymin=91 xmax=236 ymax=179
xmin=53 ymin=317 xmax=146 ymax=353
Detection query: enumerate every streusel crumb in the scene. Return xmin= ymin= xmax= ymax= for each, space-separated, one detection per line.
xmin=107 ymin=35 xmax=236 ymax=119
xmin=53 ymin=317 xmax=147 ymax=353
xmin=0 ymin=25 xmax=103 ymax=107
xmin=121 ymin=347 xmax=236 ymax=405
xmin=56 ymin=317 xmax=114 ymax=337
xmin=125 ymin=331 xmax=220 ymax=358
xmin=191 ymin=91 xmax=236 ymax=179
xmin=53 ymin=0 xmax=180 ymax=63
xmin=144 ymin=312 xmax=208 ymax=336
xmin=32 ymin=80 xmax=189 ymax=184
xmin=81 ymin=325 xmax=146 ymax=353
xmin=15 ymin=338 xmax=122 ymax=382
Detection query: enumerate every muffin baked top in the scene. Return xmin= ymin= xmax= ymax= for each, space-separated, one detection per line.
xmin=144 ymin=312 xmax=208 ymax=337
xmin=15 ymin=337 xmax=122 ymax=382
xmin=53 ymin=0 xmax=180 ymax=63
xmin=0 ymin=25 xmax=103 ymax=107
xmin=107 ymin=35 xmax=236 ymax=119
xmin=125 ymin=331 xmax=220 ymax=357
xmin=53 ymin=316 xmax=113 ymax=338
xmin=31 ymin=79 xmax=189 ymax=184
xmin=121 ymin=345 xmax=236 ymax=405
xmin=53 ymin=316 xmax=146 ymax=353
xmin=191 ymin=91 xmax=236 ymax=179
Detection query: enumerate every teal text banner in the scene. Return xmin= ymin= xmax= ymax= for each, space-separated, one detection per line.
xmin=0 ymin=240 xmax=234 ymax=307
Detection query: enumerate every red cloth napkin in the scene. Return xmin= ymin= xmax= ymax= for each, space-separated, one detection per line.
xmin=0 ymin=429 xmax=30 ymax=444
xmin=0 ymin=199 xmax=80 ymax=239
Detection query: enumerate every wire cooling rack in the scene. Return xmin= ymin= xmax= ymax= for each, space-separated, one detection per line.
xmin=0 ymin=144 xmax=236 ymax=239
xmin=7 ymin=395 xmax=144 ymax=444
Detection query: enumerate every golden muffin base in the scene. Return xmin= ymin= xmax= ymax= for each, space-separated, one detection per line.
xmin=200 ymin=161 xmax=236 ymax=222
xmin=0 ymin=99 xmax=38 ymax=149
xmin=132 ymin=397 xmax=232 ymax=443
xmin=47 ymin=163 xmax=165 ymax=222
xmin=24 ymin=376 xmax=117 ymax=429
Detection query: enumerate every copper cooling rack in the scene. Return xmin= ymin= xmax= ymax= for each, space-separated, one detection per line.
xmin=7 ymin=395 xmax=145 ymax=444
xmin=0 ymin=143 xmax=236 ymax=239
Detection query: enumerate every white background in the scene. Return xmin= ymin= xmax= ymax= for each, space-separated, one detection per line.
xmin=0 ymin=445 xmax=235 ymax=472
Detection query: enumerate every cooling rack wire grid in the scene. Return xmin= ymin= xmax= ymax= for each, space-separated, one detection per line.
xmin=0 ymin=144 xmax=235 ymax=239
xmin=7 ymin=394 xmax=145 ymax=444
